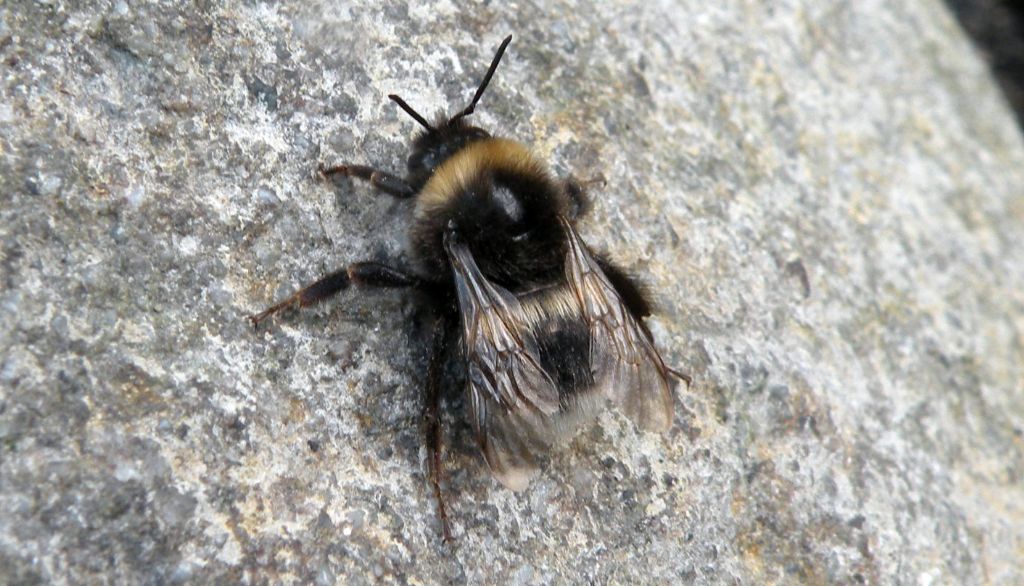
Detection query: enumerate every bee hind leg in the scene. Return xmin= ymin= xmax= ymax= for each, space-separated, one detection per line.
xmin=319 ymin=163 xmax=415 ymax=199
xmin=424 ymin=314 xmax=456 ymax=542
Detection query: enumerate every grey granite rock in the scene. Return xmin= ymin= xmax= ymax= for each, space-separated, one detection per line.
xmin=2 ymin=0 xmax=1023 ymax=584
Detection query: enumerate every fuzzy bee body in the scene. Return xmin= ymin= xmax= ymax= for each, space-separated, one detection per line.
xmin=249 ymin=35 xmax=687 ymax=540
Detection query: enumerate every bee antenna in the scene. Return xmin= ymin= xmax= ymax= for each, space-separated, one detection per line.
xmin=449 ymin=34 xmax=513 ymax=125
xmin=388 ymin=94 xmax=434 ymax=131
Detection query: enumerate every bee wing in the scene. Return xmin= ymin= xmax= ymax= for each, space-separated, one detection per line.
xmin=560 ymin=218 xmax=675 ymax=432
xmin=445 ymin=234 xmax=561 ymax=490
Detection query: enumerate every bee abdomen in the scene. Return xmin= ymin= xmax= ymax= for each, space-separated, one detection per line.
xmin=535 ymin=317 xmax=595 ymax=405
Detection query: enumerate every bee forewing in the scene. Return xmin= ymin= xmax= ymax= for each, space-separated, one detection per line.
xmin=560 ymin=218 xmax=675 ymax=432
xmin=446 ymin=236 xmax=560 ymax=415
xmin=446 ymin=235 xmax=562 ymax=486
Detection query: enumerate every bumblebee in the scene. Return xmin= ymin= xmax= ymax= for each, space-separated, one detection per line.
xmin=249 ymin=35 xmax=689 ymax=541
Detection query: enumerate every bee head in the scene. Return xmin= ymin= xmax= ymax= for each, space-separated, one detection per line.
xmin=390 ymin=35 xmax=513 ymax=184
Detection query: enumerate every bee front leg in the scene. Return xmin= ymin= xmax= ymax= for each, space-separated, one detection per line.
xmin=247 ymin=262 xmax=423 ymax=328
xmin=319 ymin=164 xmax=415 ymax=199
xmin=563 ymin=175 xmax=606 ymax=220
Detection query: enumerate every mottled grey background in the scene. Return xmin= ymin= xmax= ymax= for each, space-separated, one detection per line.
xmin=2 ymin=0 xmax=1023 ymax=584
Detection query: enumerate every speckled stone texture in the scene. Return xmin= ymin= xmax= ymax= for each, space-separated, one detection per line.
xmin=2 ymin=0 xmax=1023 ymax=584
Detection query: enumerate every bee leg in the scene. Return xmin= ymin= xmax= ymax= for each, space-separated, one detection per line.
xmin=668 ymin=367 xmax=693 ymax=388
xmin=564 ymin=175 xmax=606 ymax=220
xmin=425 ymin=314 xmax=455 ymax=542
xmin=319 ymin=164 xmax=415 ymax=199
xmin=594 ymin=256 xmax=653 ymax=319
xmin=247 ymin=262 xmax=422 ymax=328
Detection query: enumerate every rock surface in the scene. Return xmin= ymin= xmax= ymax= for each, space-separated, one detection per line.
xmin=2 ymin=0 xmax=1023 ymax=583
xmin=948 ymin=0 xmax=1024 ymax=124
